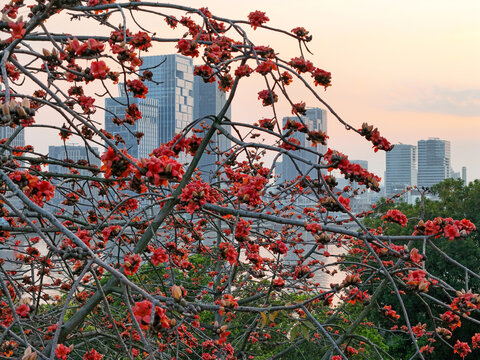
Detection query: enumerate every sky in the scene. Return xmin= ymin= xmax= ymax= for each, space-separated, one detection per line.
xmin=25 ymin=1 xmax=480 ymax=183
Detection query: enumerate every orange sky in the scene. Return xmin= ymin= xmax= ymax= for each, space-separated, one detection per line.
xmin=25 ymin=1 xmax=480 ymax=182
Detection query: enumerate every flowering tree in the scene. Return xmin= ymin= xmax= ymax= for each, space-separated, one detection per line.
xmin=0 ymin=2 xmax=478 ymax=360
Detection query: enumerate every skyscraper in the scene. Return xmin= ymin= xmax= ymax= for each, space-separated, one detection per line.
xmin=141 ymin=54 xmax=194 ymax=145
xmin=193 ymin=77 xmax=231 ymax=180
xmin=280 ymin=108 xmax=327 ymax=183
xmin=0 ymin=127 xmax=24 ymax=148
xmin=417 ymin=138 xmax=451 ymax=188
xmin=105 ymin=54 xmax=194 ymax=160
xmin=48 ymin=145 xmax=101 ymax=175
xmin=105 ymin=96 xmax=160 ymax=159
xmin=385 ymin=144 xmax=417 ymax=196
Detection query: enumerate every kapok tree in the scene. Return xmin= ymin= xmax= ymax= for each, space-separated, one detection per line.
xmin=0 ymin=2 xmax=478 ymax=360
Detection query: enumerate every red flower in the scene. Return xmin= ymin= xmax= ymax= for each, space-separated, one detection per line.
xmin=219 ymin=242 xmax=238 ymax=265
xmin=194 ymin=65 xmax=216 ymax=83
xmin=472 ymin=333 xmax=480 ymax=349
xmin=405 ymin=269 xmax=431 ymax=292
xmin=288 ymin=57 xmax=314 ymax=73
xmin=291 ymin=102 xmax=307 ymax=115
xmin=257 ymin=89 xmax=278 ymax=106
xmin=78 ymin=95 xmax=96 ymax=114
xmin=136 ymin=155 xmax=184 ymax=187
xmin=9 ymin=21 xmax=26 ymax=40
xmin=151 ymin=247 xmax=169 ymax=266
xmin=180 ymin=180 xmax=221 ymax=214
xmin=123 ymin=253 xmax=142 ymax=276
xmin=311 ymin=68 xmax=332 ymax=89
xmin=126 ymin=79 xmax=148 ymax=98
xmin=132 ymin=300 xmax=152 ymax=328
xmin=410 ymin=248 xmax=423 ymax=264
xmin=256 ymin=60 xmax=277 ymax=75
xmin=129 ymin=31 xmax=152 ymax=51
xmin=83 ymin=349 xmax=103 ymax=360
xmin=234 ymin=64 xmax=253 ymax=78
xmin=291 ymin=27 xmax=312 ymax=41
xmin=382 ymin=209 xmax=408 ymax=227
xmin=273 ymin=277 xmax=285 ymax=288
xmin=16 ymin=304 xmax=30 ymax=317
xmin=55 ymin=344 xmax=71 ymax=360
xmin=280 ymin=71 xmax=293 ymax=85
xmin=248 ymin=11 xmax=269 ymax=29
xmin=90 ymin=61 xmax=109 ymax=79
xmin=176 ymin=39 xmax=199 ymax=57
xmin=453 ymin=340 xmax=471 ymax=359
xmin=100 ymin=147 xmax=135 ymax=179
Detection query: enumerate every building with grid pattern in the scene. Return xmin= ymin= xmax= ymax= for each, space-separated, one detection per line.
xmin=385 ymin=143 xmax=417 ymax=196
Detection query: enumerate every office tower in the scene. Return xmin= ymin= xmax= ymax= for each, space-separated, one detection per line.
xmin=417 ymin=138 xmax=451 ymax=188
xmin=105 ymin=54 xmax=194 ymax=160
xmin=280 ymin=108 xmax=327 ymax=183
xmin=48 ymin=145 xmax=101 ymax=175
xmin=105 ymin=96 xmax=160 ymax=159
xmin=0 ymin=127 xmax=24 ymax=147
xmin=141 ymin=54 xmax=194 ymax=145
xmin=385 ymin=144 xmax=417 ymax=196
xmin=462 ymin=166 xmax=467 ymax=185
xmin=193 ymin=77 xmax=231 ymax=180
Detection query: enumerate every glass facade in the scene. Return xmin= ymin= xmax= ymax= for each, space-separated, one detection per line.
xmin=193 ymin=77 xmax=231 ymax=181
xmin=385 ymin=144 xmax=417 ymax=196
xmin=105 ymin=96 xmax=160 ymax=159
xmin=417 ymin=138 xmax=451 ymax=188
xmin=140 ymin=55 xmax=194 ymax=145
xmin=280 ymin=108 xmax=327 ymax=183
xmin=0 ymin=127 xmax=24 ymax=148
xmin=48 ymin=145 xmax=101 ymax=175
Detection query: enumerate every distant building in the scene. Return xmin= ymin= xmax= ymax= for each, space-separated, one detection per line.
xmin=48 ymin=145 xmax=101 ymax=175
xmin=193 ymin=77 xmax=231 ymax=181
xmin=462 ymin=166 xmax=467 ymax=185
xmin=105 ymin=54 xmax=195 ymax=161
xmin=141 ymin=54 xmax=194 ymax=145
xmin=105 ymin=96 xmax=160 ymax=159
xmin=417 ymin=138 xmax=451 ymax=188
xmin=0 ymin=127 xmax=24 ymax=148
xmin=280 ymin=108 xmax=327 ymax=183
xmin=385 ymin=143 xmax=417 ymax=196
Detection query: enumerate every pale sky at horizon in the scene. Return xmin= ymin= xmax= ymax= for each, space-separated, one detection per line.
xmin=24 ymin=1 xmax=480 ymax=183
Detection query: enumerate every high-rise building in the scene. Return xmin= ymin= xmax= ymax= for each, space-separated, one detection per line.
xmin=280 ymin=108 xmax=327 ymax=183
xmin=385 ymin=144 xmax=417 ymax=196
xmin=141 ymin=55 xmax=194 ymax=145
xmin=462 ymin=166 xmax=467 ymax=185
xmin=0 ymin=127 xmax=24 ymax=148
xmin=48 ymin=145 xmax=101 ymax=175
xmin=105 ymin=54 xmax=194 ymax=160
xmin=417 ymin=138 xmax=451 ymax=188
xmin=105 ymin=96 xmax=160 ymax=159
xmin=193 ymin=78 xmax=231 ymax=180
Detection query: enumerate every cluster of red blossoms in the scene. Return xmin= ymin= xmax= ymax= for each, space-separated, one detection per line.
xmin=100 ymin=147 xmax=136 ymax=179
xmin=324 ymin=149 xmax=381 ymax=192
xmin=247 ymin=10 xmax=269 ymax=29
xmin=136 ymin=155 xmax=184 ymax=187
xmin=288 ymin=57 xmax=331 ymax=89
xmin=413 ymin=217 xmax=476 ymax=240
xmin=225 ymin=167 xmax=267 ymax=206
xmin=404 ymin=269 xmax=432 ymax=292
xmin=132 ymin=300 xmax=171 ymax=330
xmin=359 ymin=123 xmax=394 ymax=152
xmin=9 ymin=171 xmax=55 ymax=206
xmin=180 ymin=180 xmax=221 ymax=214
xmin=382 ymin=209 xmax=408 ymax=227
